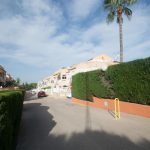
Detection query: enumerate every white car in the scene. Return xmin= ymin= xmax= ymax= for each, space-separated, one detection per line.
xmin=31 ymin=89 xmax=37 ymax=94
xmin=66 ymin=92 xmax=72 ymax=98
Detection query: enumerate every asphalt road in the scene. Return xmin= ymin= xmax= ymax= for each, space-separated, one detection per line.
xmin=16 ymin=92 xmax=150 ymax=150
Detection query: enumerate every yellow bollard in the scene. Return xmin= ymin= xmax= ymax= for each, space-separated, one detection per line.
xmin=118 ymin=99 xmax=120 ymax=119
xmin=114 ymin=98 xmax=120 ymax=120
xmin=114 ymin=98 xmax=117 ymax=119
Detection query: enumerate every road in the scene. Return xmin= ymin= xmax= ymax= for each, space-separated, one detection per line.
xmin=16 ymin=92 xmax=150 ymax=150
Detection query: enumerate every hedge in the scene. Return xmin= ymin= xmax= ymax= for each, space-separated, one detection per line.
xmin=72 ymin=70 xmax=112 ymax=101
xmin=0 ymin=90 xmax=25 ymax=150
xmin=72 ymin=57 xmax=150 ymax=105
xmin=72 ymin=73 xmax=87 ymax=100
xmin=105 ymin=57 xmax=150 ymax=105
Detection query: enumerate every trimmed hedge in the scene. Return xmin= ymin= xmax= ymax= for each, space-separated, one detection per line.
xmin=72 ymin=70 xmax=112 ymax=101
xmin=72 ymin=73 xmax=87 ymax=100
xmin=87 ymin=71 xmax=113 ymax=100
xmin=106 ymin=57 xmax=150 ymax=105
xmin=72 ymin=57 xmax=150 ymax=105
xmin=0 ymin=90 xmax=24 ymax=150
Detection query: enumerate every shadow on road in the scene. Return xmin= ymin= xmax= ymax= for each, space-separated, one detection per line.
xmin=24 ymin=92 xmax=38 ymax=101
xmin=85 ymin=101 xmax=92 ymax=130
xmin=108 ymin=109 xmax=116 ymax=118
xmin=17 ymin=102 xmax=56 ymax=150
xmin=45 ymin=130 xmax=150 ymax=150
xmin=17 ymin=102 xmax=150 ymax=150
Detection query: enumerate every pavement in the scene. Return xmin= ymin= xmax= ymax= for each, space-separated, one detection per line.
xmin=16 ymin=92 xmax=150 ymax=150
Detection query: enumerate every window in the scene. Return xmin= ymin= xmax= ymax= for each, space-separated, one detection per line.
xmin=62 ymin=75 xmax=66 ymax=80
xmin=63 ymin=85 xmax=67 ymax=89
xmin=51 ymin=80 xmax=54 ymax=83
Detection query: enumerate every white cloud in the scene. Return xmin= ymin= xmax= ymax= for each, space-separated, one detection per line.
xmin=123 ymin=5 xmax=150 ymax=60
xmin=67 ymin=0 xmax=101 ymax=20
xmin=22 ymin=0 xmax=51 ymax=14
xmin=21 ymin=0 xmax=63 ymax=21
xmin=0 ymin=0 xmax=150 ymax=82
xmin=79 ymin=4 xmax=150 ymax=61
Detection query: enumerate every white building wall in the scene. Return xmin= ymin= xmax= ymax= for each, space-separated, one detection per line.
xmin=37 ymin=55 xmax=117 ymax=96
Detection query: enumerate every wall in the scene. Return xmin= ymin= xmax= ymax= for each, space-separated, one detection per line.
xmin=72 ymin=97 xmax=150 ymax=118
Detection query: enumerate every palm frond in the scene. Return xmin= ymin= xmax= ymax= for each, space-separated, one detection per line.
xmin=104 ymin=0 xmax=112 ymax=10
xmin=106 ymin=11 xmax=115 ymax=24
xmin=104 ymin=0 xmax=136 ymax=23
xmin=122 ymin=0 xmax=137 ymax=6
xmin=104 ymin=3 xmax=112 ymax=10
xmin=104 ymin=0 xmax=111 ymax=6
xmin=123 ymin=7 xmax=132 ymax=20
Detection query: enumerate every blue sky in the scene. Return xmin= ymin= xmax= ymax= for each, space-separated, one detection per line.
xmin=0 ymin=0 xmax=150 ymax=83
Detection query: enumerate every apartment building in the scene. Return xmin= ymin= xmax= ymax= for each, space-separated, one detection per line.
xmin=38 ymin=67 xmax=72 ymax=96
xmin=38 ymin=54 xmax=117 ymax=96
xmin=0 ymin=65 xmax=6 ymax=86
xmin=6 ymin=74 xmax=13 ymax=82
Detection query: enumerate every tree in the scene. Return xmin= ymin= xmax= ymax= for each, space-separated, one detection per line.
xmin=23 ymin=82 xmax=37 ymax=90
xmin=104 ymin=0 xmax=137 ymax=62
xmin=16 ymin=77 xmax=21 ymax=86
xmin=5 ymin=80 xmax=17 ymax=87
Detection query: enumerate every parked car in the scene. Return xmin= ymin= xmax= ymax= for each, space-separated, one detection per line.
xmin=37 ymin=91 xmax=47 ymax=98
xmin=66 ymin=92 xmax=72 ymax=98
xmin=31 ymin=89 xmax=37 ymax=94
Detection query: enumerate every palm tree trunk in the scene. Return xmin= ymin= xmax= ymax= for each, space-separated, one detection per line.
xmin=119 ymin=16 xmax=123 ymax=62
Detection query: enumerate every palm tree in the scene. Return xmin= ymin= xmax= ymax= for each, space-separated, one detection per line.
xmin=104 ymin=0 xmax=137 ymax=62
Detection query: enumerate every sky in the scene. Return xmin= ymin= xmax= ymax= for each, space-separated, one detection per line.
xmin=0 ymin=0 xmax=150 ymax=83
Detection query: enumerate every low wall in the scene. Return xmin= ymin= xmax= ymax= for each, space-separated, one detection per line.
xmin=72 ymin=97 xmax=150 ymax=118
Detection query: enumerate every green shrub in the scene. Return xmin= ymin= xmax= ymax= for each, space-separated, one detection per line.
xmin=72 ymin=70 xmax=112 ymax=101
xmin=72 ymin=73 xmax=87 ymax=100
xmin=106 ymin=57 xmax=150 ymax=105
xmin=72 ymin=57 xmax=150 ymax=105
xmin=0 ymin=90 xmax=24 ymax=150
xmin=87 ymin=70 xmax=113 ymax=100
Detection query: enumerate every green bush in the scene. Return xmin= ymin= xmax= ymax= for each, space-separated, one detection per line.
xmin=87 ymin=70 xmax=113 ymax=100
xmin=72 ymin=70 xmax=112 ymax=101
xmin=72 ymin=57 xmax=150 ymax=105
xmin=0 ymin=90 xmax=24 ymax=150
xmin=72 ymin=73 xmax=87 ymax=100
xmin=106 ymin=57 xmax=150 ymax=105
